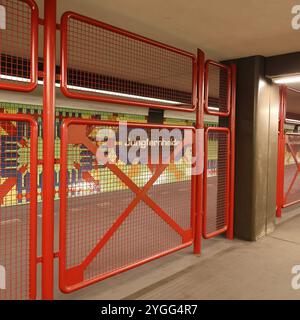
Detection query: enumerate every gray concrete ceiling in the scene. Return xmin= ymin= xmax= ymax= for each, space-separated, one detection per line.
xmin=35 ymin=0 xmax=300 ymax=60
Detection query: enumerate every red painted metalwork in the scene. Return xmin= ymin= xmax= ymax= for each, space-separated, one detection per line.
xmin=0 ymin=113 xmax=38 ymax=300
xmin=193 ymin=49 xmax=205 ymax=254
xmin=227 ymin=64 xmax=236 ymax=239
xmin=203 ymin=127 xmax=230 ymax=239
xmin=0 ymin=0 xmax=38 ymax=92
xmin=201 ymin=59 xmax=235 ymax=240
xmin=276 ymin=86 xmax=286 ymax=217
xmin=276 ymin=86 xmax=300 ymax=213
xmin=59 ymin=118 xmax=196 ymax=292
xmin=60 ymin=12 xmax=197 ymax=112
xmin=42 ymin=0 xmax=56 ymax=300
xmin=282 ymin=132 xmax=300 ymax=208
xmin=204 ymin=60 xmax=231 ymax=117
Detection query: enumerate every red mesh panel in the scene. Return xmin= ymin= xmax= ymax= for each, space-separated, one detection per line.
xmin=59 ymin=120 xmax=194 ymax=292
xmin=60 ymin=12 xmax=197 ymax=111
xmin=0 ymin=0 xmax=38 ymax=91
xmin=203 ymin=127 xmax=230 ymax=239
xmin=0 ymin=115 xmax=37 ymax=300
xmin=283 ymin=133 xmax=300 ymax=206
xmin=204 ymin=61 xmax=231 ymax=117
xmin=285 ymin=88 xmax=300 ymax=121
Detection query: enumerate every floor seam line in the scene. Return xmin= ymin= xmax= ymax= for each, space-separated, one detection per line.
xmin=268 ymin=235 xmax=300 ymax=245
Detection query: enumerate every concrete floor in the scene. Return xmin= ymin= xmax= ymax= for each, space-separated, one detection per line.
xmin=52 ymin=207 xmax=300 ymax=300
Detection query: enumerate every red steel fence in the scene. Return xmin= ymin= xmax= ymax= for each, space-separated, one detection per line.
xmin=60 ymin=12 xmax=198 ymax=112
xmin=59 ymin=119 xmax=196 ymax=292
xmin=0 ymin=0 xmax=38 ymax=92
xmin=202 ymin=60 xmax=235 ymax=239
xmin=0 ymin=113 xmax=38 ymax=300
xmin=0 ymin=0 xmax=236 ymax=299
xmin=277 ymin=87 xmax=300 ymax=217
xmin=204 ymin=61 xmax=231 ymax=117
xmin=282 ymin=133 xmax=300 ymax=208
xmin=203 ymin=127 xmax=230 ymax=239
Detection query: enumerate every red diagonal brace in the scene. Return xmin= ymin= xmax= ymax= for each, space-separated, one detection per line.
xmin=64 ymin=127 xmax=191 ymax=280
xmin=0 ymin=165 xmax=28 ymax=203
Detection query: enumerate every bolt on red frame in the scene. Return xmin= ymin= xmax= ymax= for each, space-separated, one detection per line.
xmin=60 ymin=11 xmax=198 ymax=112
xmin=0 ymin=113 xmax=38 ymax=300
xmin=59 ymin=118 xmax=196 ymax=293
xmin=0 ymin=0 xmax=38 ymax=92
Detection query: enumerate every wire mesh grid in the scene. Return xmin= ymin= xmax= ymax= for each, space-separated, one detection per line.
xmin=61 ymin=13 xmax=196 ymax=109
xmin=284 ymin=134 xmax=300 ymax=206
xmin=0 ymin=0 xmax=36 ymax=88
xmin=0 ymin=119 xmax=32 ymax=300
xmin=62 ymin=123 xmax=193 ymax=287
xmin=285 ymin=88 xmax=300 ymax=121
xmin=206 ymin=62 xmax=230 ymax=116
xmin=205 ymin=129 xmax=229 ymax=236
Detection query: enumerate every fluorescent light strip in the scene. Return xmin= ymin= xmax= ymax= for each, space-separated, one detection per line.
xmin=273 ymin=75 xmax=300 ymax=84
xmin=208 ymin=106 xmax=220 ymax=112
xmin=67 ymin=85 xmax=183 ymax=105
xmin=285 ymin=118 xmax=300 ymax=125
xmin=0 ymin=74 xmax=30 ymax=82
xmin=0 ymin=74 xmax=185 ymax=105
xmin=0 ymin=75 xmax=61 ymax=87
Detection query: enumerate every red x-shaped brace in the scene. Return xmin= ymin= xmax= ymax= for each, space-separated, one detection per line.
xmin=63 ymin=124 xmax=193 ymax=285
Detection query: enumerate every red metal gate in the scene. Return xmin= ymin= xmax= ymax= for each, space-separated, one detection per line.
xmin=0 ymin=0 xmax=38 ymax=92
xmin=59 ymin=119 xmax=196 ymax=292
xmin=202 ymin=60 xmax=235 ymax=239
xmin=60 ymin=11 xmax=197 ymax=112
xmin=203 ymin=127 xmax=230 ymax=238
xmin=0 ymin=0 xmax=38 ymax=300
xmin=1 ymin=0 xmax=237 ymax=299
xmin=277 ymin=87 xmax=300 ymax=216
xmin=283 ymin=133 xmax=300 ymax=207
xmin=0 ymin=113 xmax=38 ymax=300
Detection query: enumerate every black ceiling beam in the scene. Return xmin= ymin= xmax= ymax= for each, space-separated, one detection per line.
xmin=265 ymin=52 xmax=300 ymax=78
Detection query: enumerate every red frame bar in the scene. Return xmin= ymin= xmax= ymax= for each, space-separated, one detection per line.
xmin=193 ymin=49 xmax=205 ymax=254
xmin=0 ymin=113 xmax=38 ymax=300
xmin=227 ymin=64 xmax=236 ymax=239
xmin=203 ymin=127 xmax=231 ymax=239
xmin=60 ymin=11 xmax=198 ymax=112
xmin=42 ymin=0 xmax=56 ymax=300
xmin=59 ymin=118 xmax=196 ymax=293
xmin=204 ymin=60 xmax=232 ymax=117
xmin=276 ymin=86 xmax=286 ymax=217
xmin=0 ymin=0 xmax=38 ymax=92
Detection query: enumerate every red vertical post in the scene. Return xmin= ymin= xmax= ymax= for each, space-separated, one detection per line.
xmin=276 ymin=85 xmax=286 ymax=218
xmin=227 ymin=64 xmax=236 ymax=240
xmin=194 ymin=49 xmax=205 ymax=254
xmin=42 ymin=0 xmax=56 ymax=300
